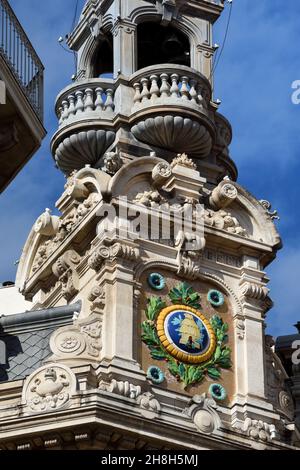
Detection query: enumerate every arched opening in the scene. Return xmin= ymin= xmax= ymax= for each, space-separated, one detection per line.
xmin=137 ymin=22 xmax=190 ymax=70
xmin=92 ymin=32 xmax=114 ymax=78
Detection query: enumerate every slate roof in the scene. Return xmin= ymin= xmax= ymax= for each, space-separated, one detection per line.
xmin=0 ymin=302 xmax=81 ymax=383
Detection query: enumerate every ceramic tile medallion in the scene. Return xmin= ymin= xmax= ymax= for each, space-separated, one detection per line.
xmin=142 ymin=281 xmax=232 ymax=388
xmin=157 ymin=305 xmax=216 ymax=364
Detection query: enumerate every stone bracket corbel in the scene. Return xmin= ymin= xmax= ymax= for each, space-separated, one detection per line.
xmin=52 ymin=249 xmax=81 ymax=301
xmin=184 ymin=394 xmax=221 ymax=434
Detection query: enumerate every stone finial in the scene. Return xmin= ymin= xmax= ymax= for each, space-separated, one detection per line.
xmin=171 ymin=153 xmax=197 ymax=170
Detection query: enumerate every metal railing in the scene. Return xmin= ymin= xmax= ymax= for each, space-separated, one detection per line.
xmin=0 ymin=0 xmax=44 ymax=121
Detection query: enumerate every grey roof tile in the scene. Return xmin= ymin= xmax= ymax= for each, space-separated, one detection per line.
xmin=0 ymin=326 xmax=54 ymax=382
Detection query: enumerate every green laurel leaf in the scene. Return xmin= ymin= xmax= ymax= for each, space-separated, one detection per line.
xmin=146 ymin=296 xmax=166 ymax=322
xmin=169 ymin=282 xmax=201 ymax=309
xmin=207 ymin=367 xmax=221 ymax=379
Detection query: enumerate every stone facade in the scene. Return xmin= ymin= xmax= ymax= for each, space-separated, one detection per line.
xmin=0 ymin=0 xmax=298 ymax=450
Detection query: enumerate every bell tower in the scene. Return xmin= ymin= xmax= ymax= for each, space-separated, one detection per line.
xmin=1 ymin=0 xmax=297 ymax=451
xmin=51 ymin=0 xmax=235 ymax=183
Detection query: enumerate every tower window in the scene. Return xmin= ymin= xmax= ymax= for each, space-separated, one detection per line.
xmin=137 ymin=22 xmax=190 ymax=70
xmin=93 ymin=32 xmax=113 ymax=78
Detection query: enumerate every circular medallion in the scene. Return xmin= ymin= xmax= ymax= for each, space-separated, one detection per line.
xmin=157 ymin=305 xmax=216 ymax=364
xmin=147 ymin=366 xmax=165 ymax=385
xmin=209 ymin=383 xmax=227 ymax=401
xmin=207 ymin=289 xmax=224 ymax=308
xmin=148 ymin=272 xmax=166 ymax=291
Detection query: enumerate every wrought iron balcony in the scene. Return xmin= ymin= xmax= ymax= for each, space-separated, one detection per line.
xmin=0 ymin=0 xmax=44 ymax=121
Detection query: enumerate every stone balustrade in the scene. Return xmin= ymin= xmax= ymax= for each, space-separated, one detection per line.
xmin=130 ymin=64 xmax=211 ymax=112
xmin=55 ymin=79 xmax=115 ymax=127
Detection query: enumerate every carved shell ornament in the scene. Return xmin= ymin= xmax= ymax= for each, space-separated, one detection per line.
xmin=131 ymin=115 xmax=213 ymax=157
xmin=142 ymin=281 xmax=232 ymax=388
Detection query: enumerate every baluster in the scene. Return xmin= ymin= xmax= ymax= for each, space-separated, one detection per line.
xmin=160 ymin=73 xmax=170 ymax=98
xmin=133 ymin=82 xmax=142 ymax=106
xmin=68 ymin=94 xmax=76 ymax=116
xmin=197 ymin=86 xmax=206 ymax=108
xmin=149 ymin=75 xmax=160 ymax=100
xmin=104 ymin=88 xmax=114 ymax=111
xmin=84 ymin=88 xmax=94 ymax=112
xmin=170 ymin=73 xmax=180 ymax=98
xmin=180 ymin=76 xmax=189 ymax=100
xmin=58 ymin=106 xmax=64 ymax=125
xmin=189 ymin=80 xmax=198 ymax=104
xmin=95 ymin=87 xmax=104 ymax=111
xmin=61 ymin=100 xmax=69 ymax=121
xmin=140 ymin=78 xmax=151 ymax=102
xmin=75 ymin=90 xmax=84 ymax=113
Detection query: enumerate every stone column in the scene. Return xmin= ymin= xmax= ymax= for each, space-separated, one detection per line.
xmin=113 ymin=20 xmax=137 ymax=77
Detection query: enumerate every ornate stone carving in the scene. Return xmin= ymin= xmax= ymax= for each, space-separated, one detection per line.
xmin=241 ymin=282 xmax=269 ymax=300
xmin=34 ymin=208 xmax=60 ymax=236
xmin=133 ymin=189 xmax=166 ymax=207
xmin=184 ymin=394 xmax=221 ymax=435
xmin=209 ymin=182 xmax=238 ymax=210
xmin=177 ymin=255 xmax=200 ymax=280
xmin=64 ymin=171 xmax=90 ymax=200
xmin=260 ymin=200 xmax=279 ymax=221
xmin=50 ymin=313 xmax=103 ymax=361
xmin=52 ymin=250 xmax=81 ymax=301
xmin=236 ymin=319 xmax=245 ymax=340
xmin=175 ymin=230 xmax=203 ymax=279
xmin=89 ymin=240 xmax=140 ymax=271
xmin=278 ymin=391 xmax=294 ymax=420
xmin=137 ymin=392 xmax=161 ymax=419
xmin=102 ymin=151 xmax=123 ymax=175
xmin=22 ymin=364 xmax=76 ymax=412
xmin=88 ymin=284 xmax=106 ymax=311
xmin=243 ymin=418 xmax=277 ymax=441
xmin=76 ymin=192 xmax=101 ymax=219
xmin=152 ymin=162 xmax=172 ymax=187
xmin=99 ymin=379 xmax=142 ymax=400
xmin=204 ymin=209 xmax=248 ymax=237
xmin=264 ymin=335 xmax=295 ymax=420
xmin=32 ymin=192 xmax=100 ymax=274
xmin=80 ymin=317 xmax=102 ymax=358
xmin=171 ymin=153 xmax=197 ymax=170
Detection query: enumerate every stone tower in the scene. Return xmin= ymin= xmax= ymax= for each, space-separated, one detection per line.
xmin=0 ymin=0 xmax=298 ymax=450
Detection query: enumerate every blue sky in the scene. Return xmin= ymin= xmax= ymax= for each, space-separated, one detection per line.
xmin=0 ymin=0 xmax=299 ymax=337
